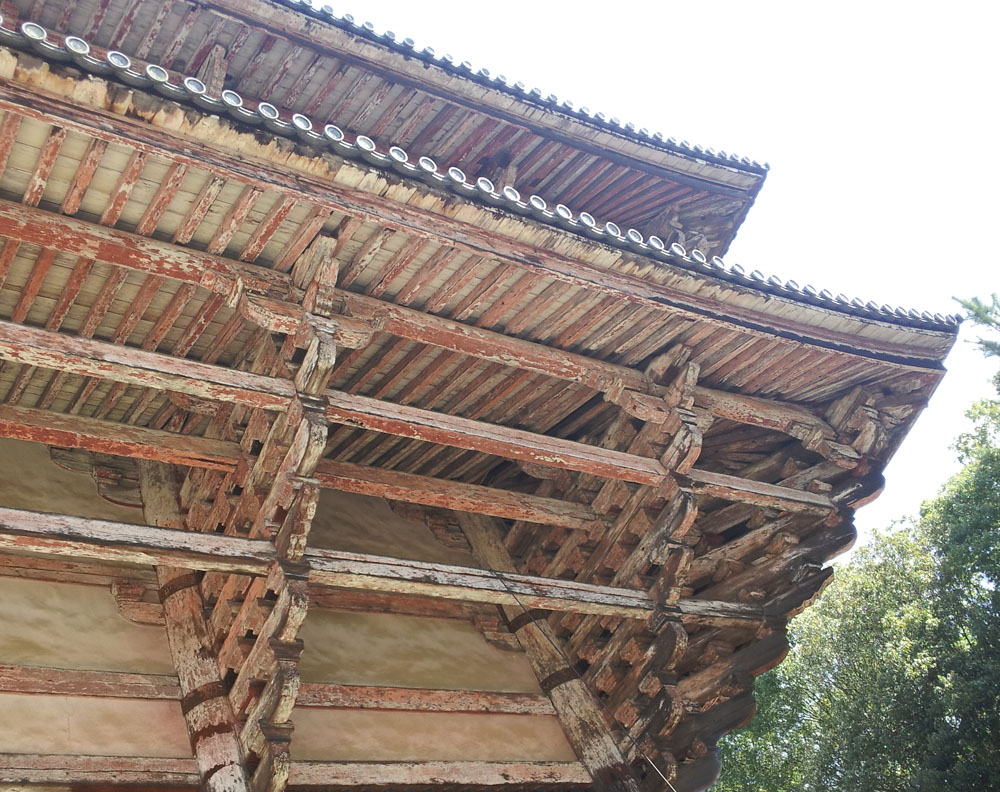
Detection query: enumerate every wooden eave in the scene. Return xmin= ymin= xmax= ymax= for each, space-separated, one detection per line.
xmin=0 ymin=19 xmax=958 ymax=792
xmin=7 ymin=0 xmax=767 ymax=255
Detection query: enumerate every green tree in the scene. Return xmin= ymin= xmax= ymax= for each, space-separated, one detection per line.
xmin=714 ymin=299 xmax=1000 ymax=791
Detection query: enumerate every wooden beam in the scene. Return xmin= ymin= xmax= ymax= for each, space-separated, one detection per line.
xmin=0 ymin=505 xmax=758 ymax=624
xmin=0 ymin=81 xmax=948 ymax=370
xmin=296 ymin=683 xmax=554 ymax=715
xmin=0 ymin=665 xmax=180 ymax=699
xmin=0 ymin=506 xmax=274 ymax=574
xmin=0 ymin=403 xmax=241 ymax=470
xmin=306 ymin=547 xmax=653 ymax=619
xmin=673 ymin=599 xmax=768 ymax=630
xmin=691 ymin=386 xmax=833 ymax=437
xmin=0 ymin=196 xmax=290 ymax=298
xmin=457 ymin=513 xmax=641 ymax=792
xmin=0 ymin=755 xmax=199 ymax=785
xmin=685 ymin=468 xmax=835 ymax=514
xmin=314 ymin=459 xmax=602 ymax=531
xmin=338 ymin=290 xmax=654 ymax=395
xmin=0 ymin=403 xmax=600 ymax=529
xmin=0 ymin=320 xmax=293 ymax=411
xmin=325 ymin=390 xmax=667 ymax=485
xmin=287 ymin=761 xmax=591 ymax=787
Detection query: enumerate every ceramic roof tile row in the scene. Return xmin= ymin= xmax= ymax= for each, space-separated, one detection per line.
xmin=0 ymin=18 xmax=962 ymax=332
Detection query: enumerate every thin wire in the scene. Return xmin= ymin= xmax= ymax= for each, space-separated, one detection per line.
xmin=490 ymin=569 xmax=680 ymax=792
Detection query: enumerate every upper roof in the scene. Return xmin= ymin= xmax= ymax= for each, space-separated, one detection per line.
xmin=0 ymin=12 xmax=962 ymax=338
xmin=8 ymin=0 xmax=768 ymax=257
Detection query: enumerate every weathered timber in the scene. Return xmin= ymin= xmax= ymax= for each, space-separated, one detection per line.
xmin=685 ymin=469 xmax=834 ymax=514
xmin=0 ymin=506 xmax=274 ymax=573
xmin=0 ymin=188 xmax=913 ymax=442
xmin=458 ymin=513 xmax=641 ymax=792
xmin=0 ymin=754 xmax=199 ymax=784
xmin=325 ymin=390 xmax=667 ymax=484
xmin=0 ymin=320 xmax=293 ymax=410
xmin=0 ymin=404 xmax=602 ymax=529
xmin=0 ymin=76 xmax=949 ymax=369
xmin=307 ymin=547 xmax=653 ymax=619
xmin=673 ymin=599 xmax=768 ymax=630
xmin=286 ymin=761 xmax=592 ymax=787
xmin=140 ymin=461 xmax=252 ymax=792
xmin=0 ymin=505 xmax=764 ymax=625
xmin=0 ymin=665 xmax=180 ymax=699
xmin=314 ymin=458 xmax=602 ymax=530
xmin=691 ymin=386 xmax=832 ymax=438
xmin=0 ymin=404 xmax=240 ymax=470
xmin=296 ymin=683 xmax=555 ymax=715
xmin=338 ymin=290 xmax=655 ymax=395
xmin=0 ymin=197 xmax=291 ymax=300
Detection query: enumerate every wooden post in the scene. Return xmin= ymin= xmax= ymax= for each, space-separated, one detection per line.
xmin=139 ymin=460 xmax=251 ymax=792
xmin=458 ymin=513 xmax=642 ymax=792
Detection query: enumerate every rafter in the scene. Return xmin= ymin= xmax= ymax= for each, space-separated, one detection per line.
xmin=0 ymin=83 xmax=947 ymax=369
xmin=0 ymin=196 xmax=875 ymax=456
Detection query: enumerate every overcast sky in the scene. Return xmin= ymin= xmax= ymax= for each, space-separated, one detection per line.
xmin=347 ymin=0 xmax=998 ymax=541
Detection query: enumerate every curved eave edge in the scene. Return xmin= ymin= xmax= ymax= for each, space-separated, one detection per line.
xmin=262 ymin=0 xmax=771 ymax=178
xmin=0 ymin=21 xmax=962 ymax=344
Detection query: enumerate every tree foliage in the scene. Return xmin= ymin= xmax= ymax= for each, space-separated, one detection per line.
xmin=714 ymin=299 xmax=1000 ymax=791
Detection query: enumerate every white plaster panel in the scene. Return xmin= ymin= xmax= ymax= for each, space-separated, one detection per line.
xmin=0 ymin=577 xmax=174 ymax=674
xmin=0 ymin=438 xmax=141 ymax=522
xmin=299 ymin=609 xmax=540 ymax=693
xmin=291 ymin=708 xmax=576 ymax=761
xmin=309 ymin=488 xmax=478 ymax=567
xmin=0 ymin=693 xmax=191 ymax=757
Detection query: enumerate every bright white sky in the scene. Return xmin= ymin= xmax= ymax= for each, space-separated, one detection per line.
xmin=350 ymin=0 xmax=997 ymax=541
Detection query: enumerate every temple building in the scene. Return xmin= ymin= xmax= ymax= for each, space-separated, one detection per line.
xmin=0 ymin=2 xmax=958 ymax=791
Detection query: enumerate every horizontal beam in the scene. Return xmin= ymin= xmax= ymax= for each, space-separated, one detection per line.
xmin=0 ymin=666 xmax=552 ymax=715
xmin=673 ymin=599 xmax=769 ymax=630
xmin=0 ymin=403 xmax=239 ymax=470
xmin=326 ymin=390 xmax=667 ymax=485
xmin=0 ymin=405 xmax=599 ymax=529
xmin=691 ymin=386 xmax=834 ymax=438
xmin=287 ymin=761 xmax=592 ymax=787
xmin=0 ymin=320 xmax=293 ymax=411
xmin=0 ymin=755 xmax=199 ymax=784
xmin=296 ymin=683 xmax=554 ymax=715
xmin=0 ymin=506 xmax=274 ymax=574
xmin=0 ymin=665 xmax=180 ymax=699
xmin=686 ymin=468 xmax=835 ymax=514
xmin=0 ymin=196 xmax=290 ymax=298
xmin=0 ymin=506 xmax=761 ymax=623
xmin=0 ymin=77 xmax=947 ymax=370
xmin=0 ymin=507 xmax=649 ymax=618
xmin=339 ymin=290 xmax=655 ymax=395
xmin=314 ymin=459 xmax=602 ymax=531
xmin=0 ymin=756 xmax=589 ymax=787
xmin=0 ymin=401 xmax=832 ymax=522
xmin=306 ymin=547 xmax=653 ymax=618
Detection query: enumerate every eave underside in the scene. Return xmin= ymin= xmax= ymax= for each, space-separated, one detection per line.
xmin=0 ymin=45 xmax=955 ymax=792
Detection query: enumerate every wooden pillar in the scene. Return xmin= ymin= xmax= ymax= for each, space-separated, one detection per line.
xmin=458 ymin=513 xmax=642 ymax=792
xmin=140 ymin=460 xmax=251 ymax=792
